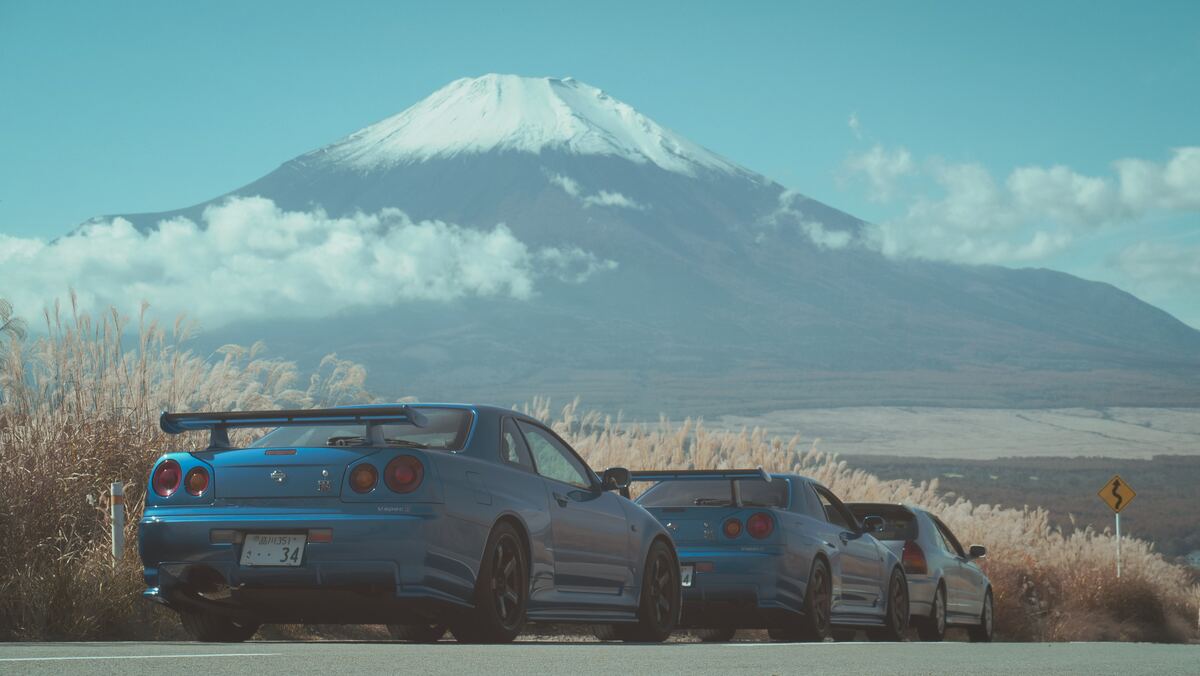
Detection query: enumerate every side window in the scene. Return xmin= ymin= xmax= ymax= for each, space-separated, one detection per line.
xmin=517 ymin=422 xmax=592 ymax=489
xmin=794 ymin=481 xmax=825 ymax=518
xmin=500 ymin=418 xmax=534 ymax=470
xmin=813 ymin=485 xmax=855 ymax=531
xmin=932 ymin=516 xmax=966 ymax=558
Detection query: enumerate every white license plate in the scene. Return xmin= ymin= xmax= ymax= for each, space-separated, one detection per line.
xmin=680 ymin=564 xmax=694 ymax=587
xmin=240 ymin=533 xmax=307 ymax=567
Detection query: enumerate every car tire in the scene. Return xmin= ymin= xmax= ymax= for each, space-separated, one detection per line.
xmin=967 ymin=588 xmax=994 ymax=643
xmin=866 ymin=567 xmax=909 ymax=642
xmin=387 ymin=623 xmax=447 ymax=643
xmin=915 ymin=583 xmax=947 ymax=642
xmin=179 ymin=611 xmax=260 ymax=642
xmin=615 ymin=540 xmax=680 ymax=643
xmin=772 ymin=557 xmax=834 ymax=642
xmin=694 ymin=627 xmax=737 ymax=642
xmin=451 ymin=521 xmax=528 ymax=644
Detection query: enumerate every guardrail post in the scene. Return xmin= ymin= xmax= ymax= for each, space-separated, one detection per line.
xmin=111 ymin=482 xmax=125 ymax=565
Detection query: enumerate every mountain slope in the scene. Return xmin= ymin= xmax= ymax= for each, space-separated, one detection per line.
xmin=100 ymin=74 xmax=1200 ymax=414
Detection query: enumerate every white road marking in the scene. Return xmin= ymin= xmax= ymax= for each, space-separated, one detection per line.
xmin=0 ymin=652 xmax=280 ymax=662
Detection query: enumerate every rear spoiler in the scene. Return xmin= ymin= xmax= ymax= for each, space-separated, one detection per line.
xmin=630 ymin=468 xmax=773 ymax=482
xmin=160 ymin=406 xmax=429 ymax=450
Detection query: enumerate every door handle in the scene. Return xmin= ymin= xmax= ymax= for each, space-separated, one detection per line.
xmin=553 ymin=492 xmax=569 ymax=507
xmin=839 ymin=532 xmax=851 ymax=544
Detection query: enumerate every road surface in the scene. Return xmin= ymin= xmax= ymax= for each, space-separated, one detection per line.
xmin=1 ymin=641 xmax=1196 ymax=675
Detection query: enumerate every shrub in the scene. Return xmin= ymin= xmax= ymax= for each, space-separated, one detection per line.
xmin=0 ymin=297 xmax=369 ymax=639
xmin=1 ymin=300 xmax=1195 ymax=642
xmin=530 ymin=398 xmax=1200 ymax=642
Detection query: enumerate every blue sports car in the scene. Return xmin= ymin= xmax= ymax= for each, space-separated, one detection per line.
xmin=139 ymin=404 xmax=681 ymax=643
xmin=627 ymin=470 xmax=909 ymax=642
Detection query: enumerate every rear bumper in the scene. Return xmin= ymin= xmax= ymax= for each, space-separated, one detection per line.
xmin=676 ymin=546 xmax=804 ymax=627
xmin=138 ymin=504 xmax=477 ymax=623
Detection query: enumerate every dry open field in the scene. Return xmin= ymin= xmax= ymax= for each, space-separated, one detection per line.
xmin=706 ymin=407 xmax=1200 ymax=459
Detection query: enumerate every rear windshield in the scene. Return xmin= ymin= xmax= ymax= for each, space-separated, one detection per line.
xmin=848 ymin=505 xmax=918 ymax=541
xmin=248 ymin=408 xmax=473 ymax=451
xmin=638 ymin=479 xmax=788 ymax=508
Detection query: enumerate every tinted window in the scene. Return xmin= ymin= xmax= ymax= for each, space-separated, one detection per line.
xmin=500 ymin=418 xmax=534 ymax=470
xmin=517 ymin=422 xmax=592 ymax=489
xmin=848 ymin=505 xmax=918 ymax=541
xmin=249 ymin=408 xmax=473 ymax=450
xmin=638 ymin=478 xmax=788 ymax=508
xmin=813 ymin=485 xmax=855 ymax=530
xmin=931 ymin=516 xmax=966 ymax=557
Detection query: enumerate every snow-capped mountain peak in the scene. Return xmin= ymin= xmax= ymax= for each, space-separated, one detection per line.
xmin=311 ymin=74 xmax=747 ymax=176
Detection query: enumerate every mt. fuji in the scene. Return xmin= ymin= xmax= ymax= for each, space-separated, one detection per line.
xmin=100 ymin=75 xmax=1200 ymax=414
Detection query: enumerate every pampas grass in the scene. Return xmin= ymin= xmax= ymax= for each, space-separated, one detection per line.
xmin=0 ymin=298 xmax=1195 ymax=641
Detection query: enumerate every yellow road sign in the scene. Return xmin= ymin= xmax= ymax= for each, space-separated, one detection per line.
xmin=1098 ymin=474 xmax=1136 ymax=513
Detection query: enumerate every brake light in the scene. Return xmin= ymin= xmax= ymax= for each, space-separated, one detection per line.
xmin=152 ymin=459 xmax=182 ymax=497
xmin=747 ymin=512 xmax=774 ymax=539
xmin=902 ymin=540 xmax=928 ymax=575
xmin=384 ymin=455 xmax=424 ymax=494
xmin=723 ymin=518 xmax=742 ymax=538
xmin=350 ymin=464 xmax=378 ymax=493
xmin=184 ymin=467 xmax=210 ymax=496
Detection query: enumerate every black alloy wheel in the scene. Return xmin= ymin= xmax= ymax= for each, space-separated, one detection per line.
xmin=803 ymin=558 xmax=834 ymax=641
xmin=617 ymin=540 xmax=680 ymax=642
xmin=452 ymin=522 xmax=528 ymax=643
xmin=771 ymin=558 xmax=833 ymax=642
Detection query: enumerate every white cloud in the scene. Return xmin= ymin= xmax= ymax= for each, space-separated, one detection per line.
xmin=843 ymin=144 xmax=915 ymax=203
xmin=549 ymin=173 xmax=581 ymax=198
xmin=583 ymin=190 xmax=642 ymax=210
xmin=763 ymin=190 xmax=855 ymax=250
xmin=0 ymin=196 xmax=616 ymax=326
xmin=1116 ymin=240 xmax=1200 ymax=287
xmin=848 ymin=112 xmax=863 ymax=140
xmin=845 ymin=146 xmax=1200 ymax=265
xmin=549 ymin=174 xmax=644 ymax=210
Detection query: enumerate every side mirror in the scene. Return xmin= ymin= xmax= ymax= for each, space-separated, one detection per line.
xmin=968 ymin=544 xmax=987 ymax=559
xmin=601 ymin=467 xmax=632 ymax=492
xmin=861 ymin=515 xmax=885 ymax=533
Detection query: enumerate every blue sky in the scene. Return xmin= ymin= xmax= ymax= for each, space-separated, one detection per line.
xmin=1 ymin=1 xmax=1198 ymax=325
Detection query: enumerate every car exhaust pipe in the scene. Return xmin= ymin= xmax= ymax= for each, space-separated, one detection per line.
xmin=185 ymin=565 xmax=233 ymax=601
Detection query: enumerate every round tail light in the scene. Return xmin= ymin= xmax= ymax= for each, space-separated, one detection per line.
xmin=152 ymin=459 xmax=182 ymax=497
xmin=350 ymin=464 xmax=378 ymax=493
xmin=384 ymin=455 xmax=424 ymax=494
xmin=184 ymin=467 xmax=210 ymax=496
xmin=723 ymin=518 xmax=742 ymax=539
xmin=747 ymin=512 xmax=774 ymax=539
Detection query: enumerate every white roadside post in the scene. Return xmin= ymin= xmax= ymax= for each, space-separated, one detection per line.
xmin=1097 ymin=474 xmax=1135 ymax=580
xmin=111 ymin=482 xmax=125 ymax=565
xmin=1115 ymin=512 xmax=1121 ymax=579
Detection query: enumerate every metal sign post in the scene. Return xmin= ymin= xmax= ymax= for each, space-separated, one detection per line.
xmin=1097 ymin=474 xmax=1136 ymax=579
xmin=111 ymin=482 xmax=125 ymax=565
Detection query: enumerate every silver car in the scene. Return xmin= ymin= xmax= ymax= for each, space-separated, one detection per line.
xmin=848 ymin=503 xmax=993 ymax=642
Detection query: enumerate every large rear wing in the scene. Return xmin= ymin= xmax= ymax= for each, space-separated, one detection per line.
xmin=630 ymin=468 xmax=774 ymax=482
xmin=160 ymin=406 xmax=429 ymax=450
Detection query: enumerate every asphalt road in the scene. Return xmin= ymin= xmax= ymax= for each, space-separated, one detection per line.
xmin=1 ymin=641 xmax=1196 ymax=676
